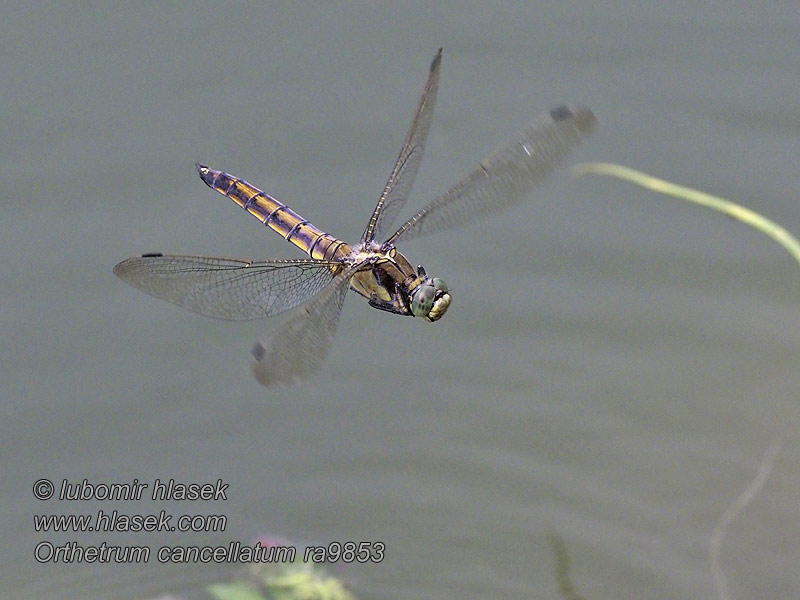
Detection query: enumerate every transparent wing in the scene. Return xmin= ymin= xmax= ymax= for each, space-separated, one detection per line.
xmin=250 ymin=261 xmax=364 ymax=386
xmin=386 ymin=104 xmax=596 ymax=244
xmin=113 ymin=254 xmax=341 ymax=321
xmin=360 ymin=48 xmax=441 ymax=243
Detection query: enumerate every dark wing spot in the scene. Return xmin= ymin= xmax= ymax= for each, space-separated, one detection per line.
xmin=551 ymin=104 xmax=597 ymax=133
xmin=252 ymin=341 xmax=266 ymax=361
xmin=549 ymin=105 xmax=574 ymax=121
xmin=430 ymin=48 xmax=442 ymax=73
xmin=141 ymin=252 xmax=163 ymax=258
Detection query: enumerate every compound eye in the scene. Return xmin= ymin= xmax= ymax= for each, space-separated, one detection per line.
xmin=410 ymin=285 xmax=435 ymax=317
xmin=432 ymin=278 xmax=448 ymax=294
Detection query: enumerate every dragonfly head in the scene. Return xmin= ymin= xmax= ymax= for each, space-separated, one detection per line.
xmin=410 ymin=275 xmax=451 ymax=322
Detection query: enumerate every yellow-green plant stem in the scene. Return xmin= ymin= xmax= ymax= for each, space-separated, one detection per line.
xmin=572 ymin=162 xmax=800 ymax=266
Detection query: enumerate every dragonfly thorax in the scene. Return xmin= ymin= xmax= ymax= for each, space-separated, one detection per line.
xmin=349 ymin=242 xmax=450 ymax=321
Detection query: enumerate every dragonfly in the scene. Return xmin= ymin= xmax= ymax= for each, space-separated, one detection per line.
xmin=114 ymin=49 xmax=596 ymax=386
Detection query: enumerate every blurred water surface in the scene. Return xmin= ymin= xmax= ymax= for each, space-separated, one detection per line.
xmin=2 ymin=3 xmax=799 ymax=599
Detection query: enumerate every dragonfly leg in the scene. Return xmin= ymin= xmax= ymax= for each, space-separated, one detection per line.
xmin=368 ymin=294 xmax=412 ymax=316
xmin=395 ymin=281 xmax=413 ymax=315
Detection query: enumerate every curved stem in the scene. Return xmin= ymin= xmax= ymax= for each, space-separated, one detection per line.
xmin=572 ymin=162 xmax=800 ymax=266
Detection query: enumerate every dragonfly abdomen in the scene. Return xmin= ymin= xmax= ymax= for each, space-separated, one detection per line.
xmin=196 ymin=164 xmax=351 ymax=262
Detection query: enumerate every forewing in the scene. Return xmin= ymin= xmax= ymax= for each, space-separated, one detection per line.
xmin=250 ymin=261 xmax=363 ymax=386
xmin=113 ymin=254 xmax=339 ymax=321
xmin=361 ymin=48 xmax=441 ymax=243
xmin=386 ymin=104 xmax=596 ymax=244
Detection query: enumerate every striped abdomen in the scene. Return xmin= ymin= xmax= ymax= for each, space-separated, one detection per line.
xmin=196 ymin=164 xmax=351 ymax=262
